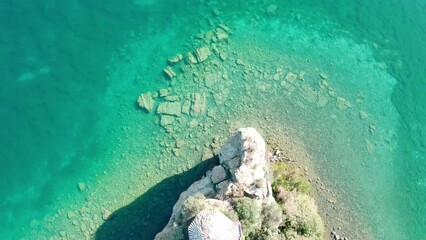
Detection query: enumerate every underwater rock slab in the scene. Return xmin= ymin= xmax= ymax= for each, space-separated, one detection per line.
xmin=137 ymin=92 xmax=155 ymax=112
xmin=157 ymin=101 xmax=182 ymax=117
xmin=195 ymin=47 xmax=211 ymax=63
xmin=190 ymin=93 xmax=207 ymax=116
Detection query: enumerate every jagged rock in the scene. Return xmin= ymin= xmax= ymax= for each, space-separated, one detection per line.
xmin=157 ymin=102 xmax=182 ymax=117
xmin=137 ymin=92 xmax=155 ymax=112
xmin=194 ymin=47 xmax=211 ymax=63
xmin=219 ymin=128 xmax=273 ymax=201
xmin=164 ymin=66 xmax=177 ymax=79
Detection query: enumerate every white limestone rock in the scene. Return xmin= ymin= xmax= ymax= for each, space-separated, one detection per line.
xmin=219 ymin=128 xmax=273 ymax=201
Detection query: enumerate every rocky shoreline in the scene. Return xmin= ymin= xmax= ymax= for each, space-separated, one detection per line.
xmin=155 ymin=128 xmax=327 ymax=240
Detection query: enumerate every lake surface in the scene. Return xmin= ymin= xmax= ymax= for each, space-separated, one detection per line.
xmin=0 ymin=0 xmax=425 ymax=239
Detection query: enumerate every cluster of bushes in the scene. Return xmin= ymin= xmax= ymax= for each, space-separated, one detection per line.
xmin=230 ymin=161 xmax=324 ymax=240
xmin=174 ymin=161 xmax=324 ymax=240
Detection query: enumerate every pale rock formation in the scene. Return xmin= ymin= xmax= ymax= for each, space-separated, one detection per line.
xmin=219 ymin=128 xmax=274 ymax=203
xmin=154 ymin=128 xmax=275 ymax=240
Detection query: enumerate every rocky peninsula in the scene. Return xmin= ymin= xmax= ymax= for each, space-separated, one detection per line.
xmin=155 ymin=128 xmax=326 ymax=240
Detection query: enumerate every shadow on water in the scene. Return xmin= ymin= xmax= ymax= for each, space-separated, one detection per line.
xmin=95 ymin=156 xmax=218 ymax=240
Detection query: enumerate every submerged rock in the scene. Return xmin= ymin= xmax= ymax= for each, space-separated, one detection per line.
xmin=137 ymin=92 xmax=155 ymax=112
xmin=164 ymin=95 xmax=179 ymax=102
xmin=181 ymin=100 xmax=191 ymax=115
xmin=194 ymin=47 xmax=211 ymax=63
xmin=159 ymin=89 xmax=169 ymax=97
xmin=160 ymin=115 xmax=175 ymax=127
xmin=164 ymin=66 xmax=177 ymax=79
xmin=157 ymin=102 xmax=182 ymax=117
xmin=168 ymin=54 xmax=183 ymax=64
xmin=186 ymin=52 xmax=198 ymax=65
xmin=77 ymin=182 xmax=86 ymax=192
xmin=190 ymin=92 xmax=207 ymax=116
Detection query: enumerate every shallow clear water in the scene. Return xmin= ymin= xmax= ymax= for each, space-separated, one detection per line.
xmin=0 ymin=0 xmax=424 ymax=239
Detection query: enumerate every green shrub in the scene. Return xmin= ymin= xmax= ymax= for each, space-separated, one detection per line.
xmin=262 ymin=202 xmax=284 ymax=231
xmin=232 ymin=197 xmax=262 ymax=237
xmin=281 ymin=193 xmax=324 ymax=239
xmin=271 ymin=162 xmax=310 ymax=201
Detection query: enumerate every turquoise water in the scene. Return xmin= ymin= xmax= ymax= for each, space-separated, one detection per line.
xmin=0 ymin=0 xmax=424 ymax=239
